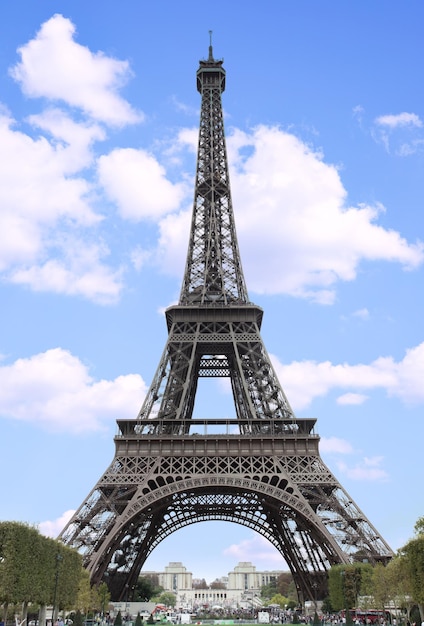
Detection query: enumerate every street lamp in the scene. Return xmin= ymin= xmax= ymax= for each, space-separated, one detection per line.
xmin=52 ymin=552 xmax=63 ymax=625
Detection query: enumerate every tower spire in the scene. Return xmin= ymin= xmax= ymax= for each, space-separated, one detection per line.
xmin=208 ymin=29 xmax=214 ymax=61
xmin=181 ymin=38 xmax=247 ymax=305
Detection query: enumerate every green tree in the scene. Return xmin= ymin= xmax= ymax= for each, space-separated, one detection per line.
xmin=401 ymin=529 xmax=424 ymax=621
xmin=276 ymin=573 xmax=296 ymax=600
xmin=96 ymin=581 xmax=111 ymax=615
xmin=321 ymin=597 xmax=333 ymax=613
xmin=156 ymin=591 xmax=176 ymax=607
xmin=269 ymin=593 xmax=289 ymax=608
xmin=383 ymin=556 xmax=412 ymax=623
xmin=0 ymin=522 xmax=44 ymax=610
xmin=114 ymin=610 xmax=123 ymax=626
xmin=371 ymin=563 xmax=391 ymax=614
xmin=261 ymin=580 xmax=278 ymax=602
xmin=134 ymin=613 xmax=143 ymax=626
xmin=0 ymin=522 xmax=82 ymax=623
xmin=136 ymin=575 xmax=162 ymax=601
xmin=77 ymin=568 xmax=94 ymax=617
xmin=414 ymin=516 xmax=424 ymax=536
xmin=73 ymin=610 xmax=84 ymax=626
xmin=328 ymin=563 xmax=373 ymax=613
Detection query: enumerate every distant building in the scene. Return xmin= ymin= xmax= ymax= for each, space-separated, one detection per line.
xmin=228 ymin=561 xmax=280 ymax=591
xmin=140 ymin=561 xmax=285 ymax=610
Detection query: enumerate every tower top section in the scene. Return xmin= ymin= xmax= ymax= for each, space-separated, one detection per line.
xmin=180 ymin=39 xmax=249 ymax=305
xmin=196 ymin=31 xmax=226 ymax=94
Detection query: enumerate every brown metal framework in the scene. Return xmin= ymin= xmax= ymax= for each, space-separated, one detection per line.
xmin=60 ymin=42 xmax=393 ymax=603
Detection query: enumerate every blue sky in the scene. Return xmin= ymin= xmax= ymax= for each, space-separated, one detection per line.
xmin=0 ymin=1 xmax=423 ymax=584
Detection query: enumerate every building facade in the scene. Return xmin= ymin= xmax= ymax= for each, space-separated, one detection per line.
xmin=141 ymin=562 xmax=284 ymax=610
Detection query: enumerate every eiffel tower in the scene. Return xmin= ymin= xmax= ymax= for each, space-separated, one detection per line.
xmin=60 ymin=40 xmax=393 ymax=603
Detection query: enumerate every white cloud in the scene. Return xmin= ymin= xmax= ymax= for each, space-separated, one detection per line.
xmin=271 ymin=341 xmax=424 ymax=411
xmin=336 ymin=457 xmax=388 ymax=482
xmin=158 ymin=125 xmax=424 ymax=302
xmin=320 ymin=441 xmax=388 ymax=483
xmin=0 ymin=22 xmax=137 ymax=303
xmin=39 ymin=509 xmax=74 ymax=538
xmin=28 ymin=108 xmax=106 ymax=171
xmin=0 ymin=348 xmax=147 ymax=433
xmin=98 ymin=148 xmax=188 ymax=220
xmin=10 ymin=252 xmax=124 ymax=305
xmin=320 ymin=436 xmax=354 ymax=455
xmin=223 ymin=533 xmax=287 ymax=567
xmin=372 ymin=113 xmax=424 ymax=155
xmin=157 ymin=209 xmax=191 ymax=271
xmin=0 ymin=118 xmax=124 ymax=302
xmin=2 ymin=17 xmax=423 ymax=307
xmin=10 ymin=14 xmax=141 ymax=127
xmin=352 ymin=308 xmax=370 ymax=320
xmin=375 ymin=112 xmax=423 ymax=129
xmin=336 ymin=392 xmax=368 ymax=405
xmin=0 ymin=111 xmax=98 ymax=228
xmin=1 ymin=342 xmax=423 ymax=437
xmin=131 ymin=246 xmax=153 ymax=272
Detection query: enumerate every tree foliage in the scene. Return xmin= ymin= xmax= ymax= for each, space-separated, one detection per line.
xmin=327 ymin=517 xmax=424 ymax=623
xmin=260 ymin=579 xmax=278 ymax=601
xmin=135 ymin=575 xmax=162 ymax=601
xmin=0 ymin=521 xmax=82 ymax=616
xmin=414 ymin=516 xmax=424 ymax=536
xmin=370 ymin=563 xmax=391 ymax=612
xmin=328 ymin=563 xmax=373 ymax=611
xmin=401 ymin=529 xmax=424 ymax=620
xmin=269 ymin=593 xmax=289 ymax=607
xmin=156 ymin=591 xmax=176 ymax=607
xmin=73 ymin=610 xmax=84 ymax=626
xmin=96 ymin=581 xmax=111 ymax=614
xmin=276 ymin=572 xmax=296 ymax=600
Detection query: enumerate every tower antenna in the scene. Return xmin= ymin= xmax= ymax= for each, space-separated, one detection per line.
xmin=208 ymin=29 xmax=213 ymax=60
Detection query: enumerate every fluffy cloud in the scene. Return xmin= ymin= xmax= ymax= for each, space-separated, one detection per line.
xmin=39 ymin=510 xmax=74 ymax=538
xmin=336 ymin=392 xmax=368 ymax=406
xmin=223 ymin=533 xmax=287 ymax=567
xmin=2 ymin=342 xmax=423 ymax=436
xmin=0 ymin=112 xmax=123 ymax=302
xmin=272 ymin=341 xmax=424 ymax=411
xmin=375 ymin=112 xmax=423 ymax=129
xmin=10 ymin=14 xmax=141 ymax=126
xmin=10 ymin=251 xmax=124 ymax=305
xmin=0 ymin=16 xmax=141 ymax=302
xmin=2 ymin=16 xmax=423 ymax=306
xmin=372 ymin=112 xmax=424 ymax=155
xmin=319 ymin=437 xmax=354 ymax=455
xmin=0 ymin=348 xmax=147 ymax=433
xmin=159 ymin=125 xmax=423 ymax=303
xmin=336 ymin=457 xmax=388 ymax=482
xmin=98 ymin=148 xmax=188 ymax=220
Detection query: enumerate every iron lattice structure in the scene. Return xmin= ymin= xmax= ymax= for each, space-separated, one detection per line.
xmin=60 ymin=43 xmax=393 ymax=602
